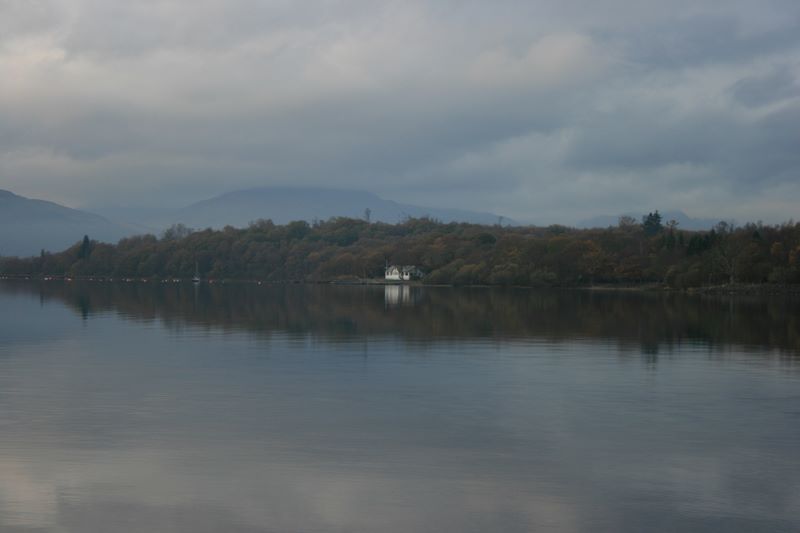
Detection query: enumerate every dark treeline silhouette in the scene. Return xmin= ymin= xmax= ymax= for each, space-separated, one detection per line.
xmin=3 ymin=281 xmax=799 ymax=357
xmin=1 ymin=213 xmax=800 ymax=288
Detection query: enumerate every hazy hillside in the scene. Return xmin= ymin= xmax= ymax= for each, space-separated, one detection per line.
xmin=0 ymin=190 xmax=132 ymax=257
xmin=93 ymin=187 xmax=515 ymax=230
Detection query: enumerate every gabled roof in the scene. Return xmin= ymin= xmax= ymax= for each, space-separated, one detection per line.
xmin=386 ymin=265 xmax=422 ymax=273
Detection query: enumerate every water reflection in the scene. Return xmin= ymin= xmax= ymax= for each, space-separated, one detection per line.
xmin=2 ymin=280 xmax=799 ymax=358
xmin=0 ymin=281 xmax=798 ymax=532
xmin=384 ymin=283 xmax=417 ymax=308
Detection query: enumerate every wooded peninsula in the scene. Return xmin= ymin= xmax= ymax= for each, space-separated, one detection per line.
xmin=2 ymin=213 xmax=799 ymax=289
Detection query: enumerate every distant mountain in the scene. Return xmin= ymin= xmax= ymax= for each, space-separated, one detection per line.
xmin=93 ymin=187 xmax=515 ymax=231
xmin=0 ymin=190 xmax=133 ymax=257
xmin=577 ymin=210 xmax=722 ymax=231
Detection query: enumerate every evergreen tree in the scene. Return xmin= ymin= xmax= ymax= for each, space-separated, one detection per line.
xmin=78 ymin=235 xmax=92 ymax=259
xmin=642 ymin=211 xmax=663 ymax=236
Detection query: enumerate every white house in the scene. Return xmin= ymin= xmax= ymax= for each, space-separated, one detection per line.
xmin=385 ymin=265 xmax=424 ymax=281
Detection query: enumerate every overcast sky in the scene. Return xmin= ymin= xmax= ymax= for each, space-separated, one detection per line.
xmin=1 ymin=0 xmax=799 ymax=224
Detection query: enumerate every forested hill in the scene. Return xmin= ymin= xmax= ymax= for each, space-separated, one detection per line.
xmin=1 ymin=214 xmax=799 ymax=288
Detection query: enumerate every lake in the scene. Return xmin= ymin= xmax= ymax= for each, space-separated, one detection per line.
xmin=0 ymin=281 xmax=798 ymax=532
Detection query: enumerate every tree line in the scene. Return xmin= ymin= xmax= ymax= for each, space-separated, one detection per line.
xmin=1 ymin=212 xmax=799 ymax=288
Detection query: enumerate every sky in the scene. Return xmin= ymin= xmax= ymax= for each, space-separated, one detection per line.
xmin=1 ymin=0 xmax=799 ymax=225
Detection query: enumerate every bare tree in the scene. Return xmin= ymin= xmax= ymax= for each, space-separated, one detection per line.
xmin=618 ymin=215 xmax=638 ymax=229
xmin=162 ymin=223 xmax=194 ymax=241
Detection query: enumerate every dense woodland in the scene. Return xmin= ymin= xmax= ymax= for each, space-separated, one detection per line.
xmin=1 ymin=212 xmax=800 ymax=288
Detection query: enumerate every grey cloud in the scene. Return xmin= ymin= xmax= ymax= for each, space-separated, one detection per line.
xmin=1 ymin=0 xmax=799 ymax=224
xmin=620 ymin=13 xmax=800 ymax=69
xmin=60 ymin=1 xmax=338 ymax=58
xmin=0 ymin=0 xmax=62 ymax=41
xmin=739 ymin=105 xmax=800 ymax=186
xmin=565 ymin=106 xmax=727 ymax=171
xmin=730 ymin=65 xmax=800 ymax=107
xmin=564 ymin=90 xmax=800 ymax=190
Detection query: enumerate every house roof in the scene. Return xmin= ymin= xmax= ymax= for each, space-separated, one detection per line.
xmin=386 ymin=265 xmax=421 ymax=272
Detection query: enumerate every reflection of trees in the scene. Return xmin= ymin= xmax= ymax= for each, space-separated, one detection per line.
xmin=3 ymin=281 xmax=799 ymax=357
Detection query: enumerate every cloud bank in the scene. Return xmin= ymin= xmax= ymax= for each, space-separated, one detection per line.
xmin=1 ymin=0 xmax=799 ymax=223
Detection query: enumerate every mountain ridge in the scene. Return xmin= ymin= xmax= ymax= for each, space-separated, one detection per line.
xmin=1 ymin=186 xmax=516 ymax=257
xmin=0 ymin=189 xmax=132 ymax=257
xmin=92 ymin=186 xmax=516 ymax=230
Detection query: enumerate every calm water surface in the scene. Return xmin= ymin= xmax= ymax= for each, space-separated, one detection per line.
xmin=0 ymin=281 xmax=798 ymax=532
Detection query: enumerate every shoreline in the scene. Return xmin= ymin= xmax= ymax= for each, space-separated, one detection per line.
xmin=2 ymin=275 xmax=800 ymax=295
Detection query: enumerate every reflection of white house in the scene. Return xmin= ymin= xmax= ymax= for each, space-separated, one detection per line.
xmin=384 ymin=284 xmax=413 ymax=307
xmin=385 ymin=265 xmax=424 ymax=281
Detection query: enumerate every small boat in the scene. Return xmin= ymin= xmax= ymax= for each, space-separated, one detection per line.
xmin=192 ymin=262 xmax=201 ymax=283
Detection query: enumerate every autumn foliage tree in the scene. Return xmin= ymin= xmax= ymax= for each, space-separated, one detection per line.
xmin=2 ymin=216 xmax=800 ymax=288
